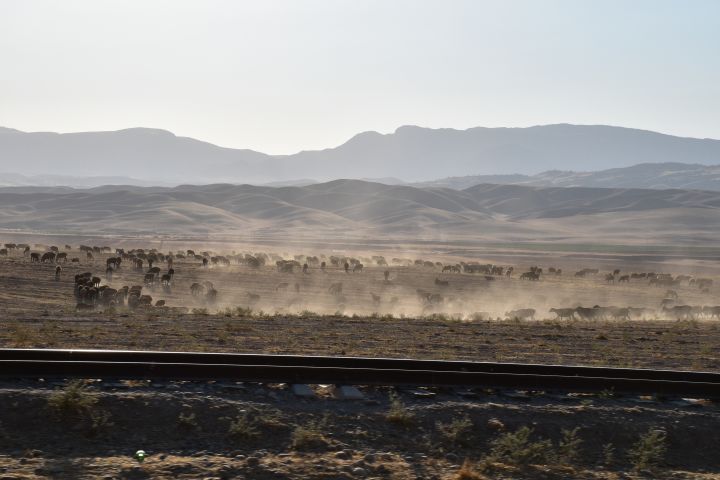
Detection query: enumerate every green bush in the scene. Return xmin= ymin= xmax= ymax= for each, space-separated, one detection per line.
xmin=227 ymin=412 xmax=260 ymax=442
xmin=484 ymin=426 xmax=554 ymax=466
xmin=628 ymin=429 xmax=667 ymax=471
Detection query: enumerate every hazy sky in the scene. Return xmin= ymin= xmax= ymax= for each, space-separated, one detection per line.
xmin=1 ymin=0 xmax=719 ymax=154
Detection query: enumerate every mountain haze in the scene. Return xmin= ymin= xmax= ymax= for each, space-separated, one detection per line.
xmin=1 ymin=124 xmax=719 ymax=184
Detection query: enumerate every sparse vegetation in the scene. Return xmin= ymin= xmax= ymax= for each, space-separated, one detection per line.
xmin=628 ymin=428 xmax=667 ymax=471
xmin=178 ymin=412 xmax=199 ymax=431
xmin=291 ymin=420 xmax=328 ymax=450
xmin=47 ymin=380 xmax=98 ymax=415
xmin=227 ymin=412 xmax=260 ymax=442
xmin=483 ymin=426 xmax=554 ymax=467
xmin=436 ymin=416 xmax=473 ymax=447
xmin=386 ymin=391 xmax=415 ymax=426
xmin=556 ymin=427 xmax=582 ymax=465
xmin=455 ymin=460 xmax=488 ymax=480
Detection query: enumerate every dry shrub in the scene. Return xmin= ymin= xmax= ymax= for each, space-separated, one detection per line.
xmin=455 ymin=460 xmax=488 ymax=480
xmin=47 ymin=379 xmax=97 ymax=415
xmin=291 ymin=421 xmax=328 ymax=450
xmin=386 ymin=391 xmax=415 ymax=426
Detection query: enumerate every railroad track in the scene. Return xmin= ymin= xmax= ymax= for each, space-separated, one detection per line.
xmin=0 ymin=349 xmax=717 ymax=397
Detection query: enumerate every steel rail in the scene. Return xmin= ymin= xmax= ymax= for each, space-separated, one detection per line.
xmin=0 ymin=349 xmax=717 ymax=396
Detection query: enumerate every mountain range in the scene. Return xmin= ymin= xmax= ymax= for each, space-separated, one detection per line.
xmin=2 ymin=124 xmax=719 ymax=185
xmin=413 ymin=162 xmax=720 ymax=191
xmin=1 ymin=180 xmax=719 ymax=246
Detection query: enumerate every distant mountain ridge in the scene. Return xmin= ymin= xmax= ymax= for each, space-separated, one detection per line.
xmin=1 ymin=124 xmax=719 ymax=184
xmin=413 ymin=163 xmax=720 ymax=191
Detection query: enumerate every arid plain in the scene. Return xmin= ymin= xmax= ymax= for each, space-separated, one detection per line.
xmin=0 ymin=235 xmax=719 ymax=479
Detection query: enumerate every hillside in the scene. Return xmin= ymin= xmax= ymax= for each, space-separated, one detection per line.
xmin=0 ymin=180 xmax=718 ymax=245
xmin=415 ymin=163 xmax=720 ymax=191
xmin=2 ymin=124 xmax=720 ymax=184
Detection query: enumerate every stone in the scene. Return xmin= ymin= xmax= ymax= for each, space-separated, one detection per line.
xmin=363 ymin=453 xmax=375 ymax=463
xmin=291 ymin=384 xmax=316 ymax=398
xmin=335 ymin=450 xmax=352 ymax=460
xmin=246 ymin=457 xmax=259 ymax=467
xmin=333 ymin=385 xmax=364 ymax=400
xmin=352 ymin=467 xmax=367 ymax=476
xmin=407 ymin=389 xmax=436 ymax=398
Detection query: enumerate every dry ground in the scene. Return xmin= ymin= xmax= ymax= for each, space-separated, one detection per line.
xmin=1 ymin=238 xmax=720 ymax=478
xmin=0 ymin=379 xmax=718 ymax=479
xmin=0 ymin=241 xmax=718 ymax=370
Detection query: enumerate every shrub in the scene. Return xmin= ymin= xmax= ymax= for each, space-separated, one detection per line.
xmin=47 ymin=380 xmax=97 ymax=415
xmin=227 ymin=412 xmax=260 ymax=442
xmin=386 ymin=392 xmax=415 ymax=426
xmin=178 ymin=412 xmax=199 ymax=431
xmin=437 ymin=416 xmax=474 ymax=447
xmin=455 ymin=460 xmax=488 ymax=479
xmin=556 ymin=427 xmax=582 ymax=465
xmin=291 ymin=421 xmax=328 ymax=450
xmin=628 ymin=429 xmax=667 ymax=471
xmin=484 ymin=426 xmax=554 ymax=467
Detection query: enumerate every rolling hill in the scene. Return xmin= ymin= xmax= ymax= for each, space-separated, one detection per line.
xmin=0 ymin=180 xmax=718 ymax=245
xmin=414 ymin=163 xmax=720 ymax=191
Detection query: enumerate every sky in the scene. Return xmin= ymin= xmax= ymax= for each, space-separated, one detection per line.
xmin=1 ymin=0 xmax=719 ymax=154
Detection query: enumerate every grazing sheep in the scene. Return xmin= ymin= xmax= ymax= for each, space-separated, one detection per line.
xmin=190 ymin=283 xmax=204 ymax=296
xmin=549 ymin=308 xmax=575 ymax=320
xmin=205 ymin=288 xmax=218 ymax=303
xmin=574 ymin=306 xmax=600 ymax=320
xmin=519 ymin=271 xmax=540 ymax=281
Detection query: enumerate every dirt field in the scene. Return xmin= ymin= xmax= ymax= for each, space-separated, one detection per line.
xmin=0 ymin=238 xmax=718 ymax=370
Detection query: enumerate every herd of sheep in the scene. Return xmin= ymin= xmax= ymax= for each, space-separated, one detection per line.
xmin=1 ymin=241 xmax=718 ymax=320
